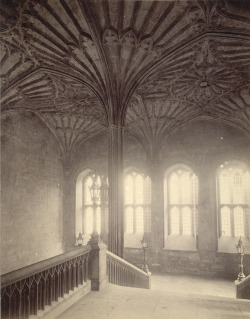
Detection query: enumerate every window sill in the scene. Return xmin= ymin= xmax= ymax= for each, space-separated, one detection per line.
xmin=218 ymin=236 xmax=250 ymax=254
xmin=164 ymin=235 xmax=197 ymax=251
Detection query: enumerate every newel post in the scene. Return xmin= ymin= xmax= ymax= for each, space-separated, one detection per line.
xmin=88 ymin=238 xmax=108 ymax=291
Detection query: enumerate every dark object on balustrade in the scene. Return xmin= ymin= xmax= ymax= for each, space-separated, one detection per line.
xmin=141 ymin=235 xmax=149 ymax=274
xmin=235 ymin=237 xmax=246 ymax=282
xmin=76 ymin=233 xmax=84 ymax=247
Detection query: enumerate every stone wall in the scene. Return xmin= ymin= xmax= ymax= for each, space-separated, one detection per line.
xmin=1 ymin=111 xmax=64 ymax=274
xmin=123 ymin=119 xmax=250 ymax=279
xmin=2 ymin=111 xmax=249 ymax=280
xmin=124 ymin=248 xmax=250 ymax=279
xmin=73 ymin=132 xmax=109 ymax=175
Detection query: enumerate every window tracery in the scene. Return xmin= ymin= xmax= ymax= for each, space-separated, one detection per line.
xmin=218 ymin=162 xmax=250 ymax=238
xmin=124 ymin=171 xmax=151 ymax=235
xmin=166 ymin=166 xmax=198 ymax=236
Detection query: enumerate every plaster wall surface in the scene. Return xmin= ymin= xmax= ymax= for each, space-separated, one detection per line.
xmin=1 ymin=111 xmax=64 ymax=274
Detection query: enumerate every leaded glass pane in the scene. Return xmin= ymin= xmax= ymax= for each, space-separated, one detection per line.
xmin=84 ymin=176 xmax=93 ymax=205
xmin=221 ymin=206 xmax=231 ymax=237
xmin=245 ymin=172 xmax=250 ymax=203
xmin=136 ymin=207 xmax=144 ymax=233
xmin=170 ymin=206 xmax=179 ymax=235
xmin=233 ymin=170 xmax=243 ymax=204
xmin=169 ymin=173 xmax=179 ymax=204
xmin=96 ymin=176 xmax=101 ymax=205
xmin=144 ymin=176 xmax=151 ymax=204
xmin=125 ymin=207 xmax=133 ymax=233
xmin=124 ymin=175 xmax=133 ymax=204
xmin=192 ymin=174 xmax=198 ymax=204
xmin=182 ymin=206 xmax=191 ymax=235
xmin=234 ymin=206 xmax=244 ymax=237
xmin=124 ymin=171 xmax=152 ymax=237
xmin=167 ymin=167 xmax=198 ymax=236
xmin=219 ymin=172 xmax=230 ymax=204
xmin=181 ymin=172 xmax=191 ymax=204
xmin=85 ymin=207 xmax=93 ymax=234
xmin=135 ymin=175 xmax=143 ymax=204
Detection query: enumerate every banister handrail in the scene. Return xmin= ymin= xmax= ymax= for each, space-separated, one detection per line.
xmin=106 ymin=251 xmax=151 ymax=289
xmin=1 ymin=245 xmax=91 ymax=288
xmin=235 ymin=275 xmax=250 ymax=300
xmin=107 ymin=251 xmax=149 ymax=276
xmin=1 ymin=246 xmax=91 ymax=319
xmin=235 ymin=275 xmax=250 ymax=287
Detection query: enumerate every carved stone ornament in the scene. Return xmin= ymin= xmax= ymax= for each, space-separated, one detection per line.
xmin=102 ymin=27 xmax=153 ymax=53
xmin=1 ymin=0 xmax=250 ymax=154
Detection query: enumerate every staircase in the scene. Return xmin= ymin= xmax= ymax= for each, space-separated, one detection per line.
xmin=107 ymin=251 xmax=151 ymax=289
xmin=1 ymin=245 xmax=150 ymax=319
xmin=235 ymin=275 xmax=250 ymax=300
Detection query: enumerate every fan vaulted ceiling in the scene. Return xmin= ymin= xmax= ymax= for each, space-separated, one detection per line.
xmin=1 ymin=0 xmax=250 ymax=158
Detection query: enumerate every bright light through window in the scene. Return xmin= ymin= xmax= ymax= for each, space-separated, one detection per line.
xmin=182 ymin=206 xmax=191 ymax=235
xmin=136 ymin=207 xmax=144 ymax=233
xmin=124 ymin=175 xmax=133 ymax=204
xmin=135 ymin=175 xmax=143 ymax=204
xmin=221 ymin=206 xmax=231 ymax=237
xmin=85 ymin=207 xmax=93 ymax=234
xmin=167 ymin=167 xmax=198 ymax=236
xmin=84 ymin=177 xmax=93 ymax=205
xmin=170 ymin=173 xmax=179 ymax=204
xmin=181 ymin=173 xmax=191 ymax=204
xmin=219 ymin=173 xmax=230 ymax=204
xmin=124 ymin=171 xmax=151 ymax=235
xmin=125 ymin=207 xmax=133 ymax=233
xmin=170 ymin=206 xmax=179 ymax=235
xmin=81 ymin=172 xmax=107 ymax=239
xmin=234 ymin=206 xmax=244 ymax=237
xmin=233 ymin=171 xmax=243 ymax=204
xmin=218 ymin=163 xmax=249 ymax=238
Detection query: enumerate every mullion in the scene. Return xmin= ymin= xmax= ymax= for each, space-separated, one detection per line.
xmin=231 ymin=206 xmax=234 ymax=238
xmin=133 ymin=174 xmax=136 ymax=234
xmin=178 ymin=174 xmax=182 ymax=235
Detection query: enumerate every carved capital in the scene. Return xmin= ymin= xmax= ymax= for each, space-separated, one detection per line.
xmin=108 ymin=124 xmax=125 ymax=132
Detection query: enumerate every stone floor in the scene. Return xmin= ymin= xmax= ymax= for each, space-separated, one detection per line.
xmin=151 ymin=273 xmax=235 ymax=298
xmin=57 ymin=274 xmax=250 ymax=319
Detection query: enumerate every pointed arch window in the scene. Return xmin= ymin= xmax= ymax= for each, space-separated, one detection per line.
xmin=76 ymin=170 xmax=109 ymax=244
xmin=166 ymin=166 xmax=198 ymax=236
xmin=124 ymin=171 xmax=151 ymax=234
xmin=83 ymin=174 xmax=101 ymax=235
xmin=218 ymin=162 xmax=250 ymax=238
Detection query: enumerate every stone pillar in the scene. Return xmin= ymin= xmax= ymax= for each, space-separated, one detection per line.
xmin=108 ymin=125 xmax=124 ymax=257
xmin=62 ymin=156 xmax=75 ymax=251
xmin=88 ymin=237 xmax=108 ymax=291
xmin=150 ymin=162 xmax=164 ymax=266
xmin=197 ymin=164 xmax=217 ymax=252
xmin=100 ymin=207 xmax=108 ymax=245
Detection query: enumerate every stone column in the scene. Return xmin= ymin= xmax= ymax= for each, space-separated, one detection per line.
xmin=88 ymin=238 xmax=108 ymax=291
xmin=150 ymin=162 xmax=164 ymax=267
xmin=108 ymin=124 xmax=124 ymax=257
xmin=197 ymin=163 xmax=217 ymax=252
xmin=62 ymin=156 xmax=75 ymax=251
